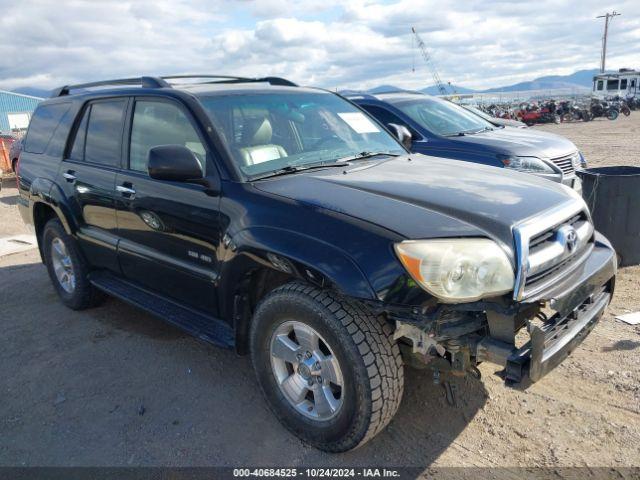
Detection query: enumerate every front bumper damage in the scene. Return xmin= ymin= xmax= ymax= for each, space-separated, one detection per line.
xmin=383 ymin=235 xmax=617 ymax=387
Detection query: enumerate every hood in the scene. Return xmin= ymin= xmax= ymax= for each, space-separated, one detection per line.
xmin=450 ymin=126 xmax=577 ymax=160
xmin=253 ymin=154 xmax=583 ymax=251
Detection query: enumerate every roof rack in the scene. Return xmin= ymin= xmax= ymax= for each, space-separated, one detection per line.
xmin=51 ymin=76 xmax=170 ymax=97
xmin=51 ymin=74 xmax=297 ymax=97
xmin=161 ymin=75 xmax=298 ymax=87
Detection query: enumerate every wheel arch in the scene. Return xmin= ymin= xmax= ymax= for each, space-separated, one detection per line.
xmin=219 ymin=227 xmax=377 ymax=354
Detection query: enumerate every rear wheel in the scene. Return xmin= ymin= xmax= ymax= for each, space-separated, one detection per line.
xmin=250 ymin=282 xmax=404 ymax=452
xmin=608 ymin=109 xmax=619 ymax=120
xmin=42 ymin=218 xmax=103 ymax=310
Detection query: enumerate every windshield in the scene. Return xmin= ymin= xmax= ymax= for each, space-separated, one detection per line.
xmin=464 ymin=105 xmax=493 ymax=121
xmin=392 ymin=96 xmax=494 ymax=136
xmin=198 ymin=92 xmax=405 ymax=178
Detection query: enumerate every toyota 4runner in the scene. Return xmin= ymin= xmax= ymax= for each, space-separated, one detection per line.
xmin=17 ymin=75 xmax=616 ymax=452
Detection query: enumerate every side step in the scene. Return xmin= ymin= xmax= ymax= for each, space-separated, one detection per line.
xmin=89 ymin=271 xmax=235 ymax=349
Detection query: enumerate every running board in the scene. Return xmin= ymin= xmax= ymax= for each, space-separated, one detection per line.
xmin=89 ymin=271 xmax=234 ymax=349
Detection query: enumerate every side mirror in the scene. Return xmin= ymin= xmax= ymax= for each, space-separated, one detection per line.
xmin=387 ymin=123 xmax=413 ymax=150
xmin=148 ymin=145 xmax=203 ymax=182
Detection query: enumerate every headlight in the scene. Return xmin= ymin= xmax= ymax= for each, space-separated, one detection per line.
xmin=498 ymin=155 xmax=556 ymax=174
xmin=394 ymin=238 xmax=515 ymax=303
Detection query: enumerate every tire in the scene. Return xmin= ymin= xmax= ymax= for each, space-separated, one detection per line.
xmin=607 ymin=109 xmax=619 ymax=121
xmin=11 ymin=158 xmax=17 ymax=173
xmin=42 ymin=218 xmax=103 ymax=310
xmin=250 ymin=282 xmax=404 ymax=452
xmin=524 ymin=119 xmax=535 ymax=127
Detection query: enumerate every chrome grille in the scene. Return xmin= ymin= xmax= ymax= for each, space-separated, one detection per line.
xmin=550 ymin=152 xmax=579 ymax=176
xmin=513 ymin=201 xmax=594 ymax=301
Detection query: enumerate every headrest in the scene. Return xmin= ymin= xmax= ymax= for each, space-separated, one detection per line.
xmin=242 ymin=118 xmax=273 ymax=146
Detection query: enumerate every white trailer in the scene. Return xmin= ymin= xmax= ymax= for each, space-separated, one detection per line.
xmin=593 ymin=68 xmax=640 ymax=98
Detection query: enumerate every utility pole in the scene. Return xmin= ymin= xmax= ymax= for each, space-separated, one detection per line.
xmin=596 ymin=11 xmax=621 ymax=73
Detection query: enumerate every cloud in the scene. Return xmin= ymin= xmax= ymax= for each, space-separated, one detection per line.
xmin=0 ymin=0 xmax=639 ymax=91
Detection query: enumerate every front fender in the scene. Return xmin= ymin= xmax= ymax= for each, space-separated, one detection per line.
xmin=217 ymin=226 xmax=376 ymax=321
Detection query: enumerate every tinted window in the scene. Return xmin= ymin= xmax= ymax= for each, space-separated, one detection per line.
xmin=606 ymin=79 xmax=619 ymax=90
xmin=130 ymin=100 xmax=205 ymax=172
xmin=597 ymin=80 xmax=603 ymax=91
xmin=85 ymin=100 xmax=126 ymax=166
xmin=620 ymin=79 xmax=628 ymax=90
xmin=69 ymin=107 xmax=89 ymax=161
xmin=24 ymin=103 xmax=71 ymax=154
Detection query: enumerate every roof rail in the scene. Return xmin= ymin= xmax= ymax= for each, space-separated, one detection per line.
xmin=50 ymin=74 xmax=298 ymax=98
xmin=51 ymin=76 xmax=169 ymax=97
xmin=161 ymin=75 xmax=298 ymax=87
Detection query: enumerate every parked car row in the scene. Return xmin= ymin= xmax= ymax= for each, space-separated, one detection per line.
xmin=16 ymin=75 xmax=616 ymax=452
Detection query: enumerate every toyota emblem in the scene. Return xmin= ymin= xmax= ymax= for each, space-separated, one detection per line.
xmin=558 ymin=225 xmax=579 ymax=253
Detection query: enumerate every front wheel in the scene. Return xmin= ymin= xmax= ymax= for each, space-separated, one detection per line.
xmin=250 ymin=282 xmax=404 ymax=452
xmin=608 ymin=109 xmax=619 ymax=120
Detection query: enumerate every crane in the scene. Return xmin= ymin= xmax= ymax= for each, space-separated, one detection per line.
xmin=411 ymin=26 xmax=448 ymax=95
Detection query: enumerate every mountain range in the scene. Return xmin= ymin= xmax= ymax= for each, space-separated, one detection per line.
xmin=9 ymin=69 xmax=603 ymax=99
xmin=367 ymin=69 xmax=600 ymax=96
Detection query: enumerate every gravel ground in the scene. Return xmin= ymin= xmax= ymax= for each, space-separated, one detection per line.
xmin=0 ymin=116 xmax=638 ymax=470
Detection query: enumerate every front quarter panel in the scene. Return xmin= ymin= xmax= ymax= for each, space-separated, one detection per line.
xmin=216 ymin=181 xmax=431 ymax=319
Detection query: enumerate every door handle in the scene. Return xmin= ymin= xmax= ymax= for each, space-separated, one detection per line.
xmin=116 ymin=185 xmax=136 ymax=197
xmin=63 ymin=171 xmax=76 ymax=182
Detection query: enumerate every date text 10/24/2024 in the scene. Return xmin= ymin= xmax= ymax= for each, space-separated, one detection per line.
xmin=233 ymin=468 xmax=401 ymax=478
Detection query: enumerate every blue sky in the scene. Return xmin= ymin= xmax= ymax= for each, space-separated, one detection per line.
xmin=0 ymin=0 xmax=639 ymax=91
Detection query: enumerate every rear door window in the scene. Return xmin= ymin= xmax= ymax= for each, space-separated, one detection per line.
xmin=84 ymin=99 xmax=127 ymax=167
xmin=23 ymin=103 xmax=71 ymax=154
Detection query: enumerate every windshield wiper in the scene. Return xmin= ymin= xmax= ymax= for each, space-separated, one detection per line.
xmin=445 ymin=126 xmax=494 ymax=137
xmin=337 ymin=151 xmax=401 ymax=162
xmin=250 ymin=162 xmax=347 ymax=180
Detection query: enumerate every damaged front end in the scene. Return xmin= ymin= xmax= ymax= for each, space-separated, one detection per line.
xmin=381 ymin=203 xmax=618 ymax=387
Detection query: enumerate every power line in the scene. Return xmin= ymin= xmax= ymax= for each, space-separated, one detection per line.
xmin=596 ymin=11 xmax=621 ymax=73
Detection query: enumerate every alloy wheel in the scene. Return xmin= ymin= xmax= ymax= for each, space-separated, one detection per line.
xmin=269 ymin=320 xmax=344 ymax=421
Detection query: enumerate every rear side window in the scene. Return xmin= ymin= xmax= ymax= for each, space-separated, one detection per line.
xmin=84 ymin=100 xmax=127 ymax=166
xmin=24 ymin=103 xmax=71 ymax=154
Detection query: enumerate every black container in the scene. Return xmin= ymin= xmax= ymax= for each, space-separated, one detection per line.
xmin=577 ymin=166 xmax=640 ymax=267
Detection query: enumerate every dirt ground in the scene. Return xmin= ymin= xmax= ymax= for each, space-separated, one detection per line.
xmin=0 ymin=115 xmax=638 ymax=471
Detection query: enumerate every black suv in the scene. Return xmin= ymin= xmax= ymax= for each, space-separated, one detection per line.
xmin=17 ymin=75 xmax=616 ymax=452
